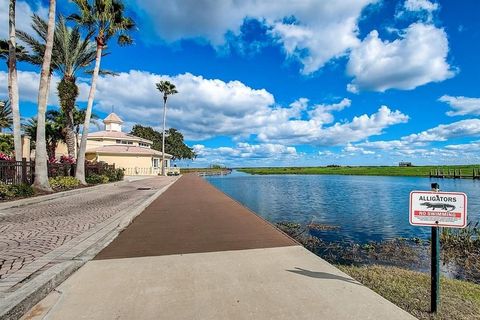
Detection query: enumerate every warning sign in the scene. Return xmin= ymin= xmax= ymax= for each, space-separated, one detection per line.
xmin=409 ymin=191 xmax=467 ymax=228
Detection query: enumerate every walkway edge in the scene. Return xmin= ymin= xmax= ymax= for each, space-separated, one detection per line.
xmin=0 ymin=176 xmax=181 ymax=320
xmin=0 ymin=181 xmax=124 ymax=212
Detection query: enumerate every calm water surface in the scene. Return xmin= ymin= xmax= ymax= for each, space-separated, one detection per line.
xmin=206 ymin=171 xmax=480 ymax=243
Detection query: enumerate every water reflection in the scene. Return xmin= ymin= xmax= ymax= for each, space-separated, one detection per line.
xmin=206 ymin=172 xmax=480 ymax=243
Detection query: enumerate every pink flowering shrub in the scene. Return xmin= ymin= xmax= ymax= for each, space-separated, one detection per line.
xmin=0 ymin=152 xmax=13 ymax=161
xmin=48 ymin=156 xmax=58 ymax=164
xmin=60 ymin=155 xmax=76 ymax=164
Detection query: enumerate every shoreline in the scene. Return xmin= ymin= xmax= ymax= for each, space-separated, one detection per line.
xmin=238 ymin=165 xmax=480 ymax=178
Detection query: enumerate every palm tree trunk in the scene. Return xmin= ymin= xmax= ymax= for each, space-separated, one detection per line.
xmin=33 ymin=0 xmax=55 ymax=192
xmin=161 ymin=98 xmax=167 ymax=176
xmin=76 ymin=45 xmax=102 ymax=184
xmin=58 ymin=77 xmax=79 ymax=157
xmin=8 ymin=0 xmax=22 ymax=161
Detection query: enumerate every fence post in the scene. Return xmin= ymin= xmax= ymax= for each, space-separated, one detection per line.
xmin=22 ymin=158 xmax=28 ymax=184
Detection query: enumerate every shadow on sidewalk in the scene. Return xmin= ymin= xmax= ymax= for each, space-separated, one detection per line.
xmin=286 ymin=267 xmax=361 ymax=286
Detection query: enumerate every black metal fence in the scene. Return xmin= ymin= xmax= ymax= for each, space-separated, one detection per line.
xmin=0 ymin=158 xmax=115 ymax=185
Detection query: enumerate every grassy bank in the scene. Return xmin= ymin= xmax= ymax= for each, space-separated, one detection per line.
xmin=239 ymin=165 xmax=480 ymax=177
xmin=339 ymin=265 xmax=480 ymax=320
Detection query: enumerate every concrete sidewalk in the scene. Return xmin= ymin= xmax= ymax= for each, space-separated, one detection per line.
xmin=22 ymin=175 xmax=416 ymax=320
xmin=0 ymin=176 xmax=179 ymax=319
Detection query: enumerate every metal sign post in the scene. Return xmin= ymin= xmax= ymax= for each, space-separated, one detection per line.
xmin=430 ymin=183 xmax=440 ymax=313
xmin=409 ymin=183 xmax=468 ymax=314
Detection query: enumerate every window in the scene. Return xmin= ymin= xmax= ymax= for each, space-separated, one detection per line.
xmin=116 ymin=140 xmax=133 ymax=145
xmin=153 ymin=158 xmax=160 ymax=168
xmin=139 ymin=142 xmax=150 ymax=148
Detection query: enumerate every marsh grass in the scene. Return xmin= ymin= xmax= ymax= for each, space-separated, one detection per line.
xmin=276 ymin=221 xmax=480 ymax=283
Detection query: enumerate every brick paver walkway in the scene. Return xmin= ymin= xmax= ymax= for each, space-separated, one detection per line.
xmin=0 ymin=177 xmax=175 ymax=284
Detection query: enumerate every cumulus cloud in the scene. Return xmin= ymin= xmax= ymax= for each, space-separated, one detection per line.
xmin=5 ymin=69 xmax=408 ymax=148
xmin=0 ymin=0 xmax=48 ymax=40
xmin=0 ymin=70 xmax=89 ymax=107
xmin=133 ymin=0 xmax=376 ymax=74
xmin=439 ymin=95 xmax=480 ymax=116
xmin=404 ymin=119 xmax=480 ymax=143
xmin=257 ymin=105 xmax=409 ymax=146
xmin=355 ymin=119 xmax=480 ymax=158
xmin=347 ymin=23 xmax=454 ymax=93
xmin=404 ymin=0 xmax=439 ymax=13
xmin=192 ymin=142 xmax=298 ymax=166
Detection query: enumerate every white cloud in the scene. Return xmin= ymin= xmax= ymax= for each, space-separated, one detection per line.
xmin=88 ymin=72 xmax=407 ymax=145
xmin=404 ymin=0 xmax=439 ymax=13
xmin=257 ymin=105 xmax=409 ymax=146
xmin=0 ymin=70 xmax=89 ymax=107
xmin=404 ymin=119 xmax=480 ymax=143
xmin=347 ymin=23 xmax=454 ymax=93
xmin=343 ymin=143 xmax=375 ymax=155
xmin=6 ymin=69 xmax=408 ymax=148
xmin=133 ymin=0 xmax=376 ymax=74
xmin=0 ymin=0 xmax=48 ymax=40
xmin=192 ymin=142 xmax=298 ymax=166
xmin=439 ymin=95 xmax=480 ymax=116
xmin=354 ymin=119 xmax=480 ymax=159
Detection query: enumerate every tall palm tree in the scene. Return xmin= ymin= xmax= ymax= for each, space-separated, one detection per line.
xmin=33 ymin=0 xmax=56 ymax=192
xmin=0 ymin=100 xmax=13 ymax=132
xmin=0 ymin=39 xmax=28 ymax=61
xmin=7 ymin=0 xmax=22 ymax=161
xmin=17 ymin=15 xmax=98 ymax=158
xmin=23 ymin=111 xmax=64 ymax=160
xmin=156 ymin=81 xmax=178 ymax=176
xmin=69 ymin=0 xmax=135 ymax=184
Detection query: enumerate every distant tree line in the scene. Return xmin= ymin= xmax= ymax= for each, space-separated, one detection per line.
xmin=130 ymin=125 xmax=196 ymax=160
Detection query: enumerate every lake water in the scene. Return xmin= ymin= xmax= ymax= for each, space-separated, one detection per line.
xmin=206 ymin=171 xmax=480 ymax=243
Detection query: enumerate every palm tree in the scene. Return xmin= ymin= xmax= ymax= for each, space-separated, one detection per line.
xmin=156 ymin=81 xmax=178 ymax=176
xmin=7 ymin=0 xmax=22 ymax=161
xmin=69 ymin=0 xmax=135 ymax=184
xmin=23 ymin=111 xmax=64 ymax=160
xmin=0 ymin=39 xmax=29 ymax=61
xmin=0 ymin=100 xmax=13 ymax=132
xmin=17 ymin=15 xmax=98 ymax=158
xmin=33 ymin=0 xmax=56 ymax=192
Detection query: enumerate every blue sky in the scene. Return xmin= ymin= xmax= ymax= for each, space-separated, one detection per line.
xmin=1 ymin=0 xmax=480 ymax=167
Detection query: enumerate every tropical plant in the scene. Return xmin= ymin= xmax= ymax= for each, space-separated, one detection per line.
xmin=0 ymin=135 xmax=14 ymax=154
xmin=17 ymin=15 xmax=100 ymax=158
xmin=0 ymin=39 xmax=29 ymax=62
xmin=23 ymin=111 xmax=64 ymax=160
xmin=6 ymin=0 xmax=23 ymax=161
xmin=155 ymin=81 xmax=178 ymax=175
xmin=49 ymin=176 xmax=81 ymax=191
xmin=0 ymin=182 xmax=34 ymax=199
xmin=33 ymin=0 xmax=56 ymax=192
xmin=69 ymin=0 xmax=135 ymax=184
xmin=0 ymin=100 xmax=13 ymax=131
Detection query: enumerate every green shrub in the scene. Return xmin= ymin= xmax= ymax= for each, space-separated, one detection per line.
xmin=0 ymin=183 xmax=14 ymax=199
xmin=0 ymin=183 xmax=35 ymax=199
xmin=103 ymin=167 xmax=124 ymax=182
xmin=86 ymin=174 xmax=109 ymax=184
xmin=49 ymin=176 xmax=81 ymax=191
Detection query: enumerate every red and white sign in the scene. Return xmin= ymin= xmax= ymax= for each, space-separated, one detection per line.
xmin=409 ymin=191 xmax=467 ymax=228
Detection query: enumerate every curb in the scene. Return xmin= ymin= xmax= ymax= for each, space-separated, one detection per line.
xmin=0 ymin=177 xmax=155 ymax=212
xmin=0 ymin=176 xmax=181 ymax=320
